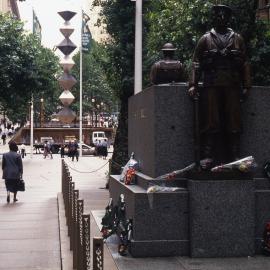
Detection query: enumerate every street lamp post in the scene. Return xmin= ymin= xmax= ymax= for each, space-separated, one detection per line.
xmin=131 ymin=0 xmax=142 ymax=94
xmin=30 ymin=98 xmax=34 ymax=159
xmin=40 ymin=98 xmax=44 ymax=128
xmin=91 ymin=98 xmax=95 ymax=127
xmin=96 ymin=104 xmax=100 ymax=127
xmin=100 ymin=102 xmax=104 ymax=127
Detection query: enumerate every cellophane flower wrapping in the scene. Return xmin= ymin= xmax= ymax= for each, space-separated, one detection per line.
xmin=211 ymin=156 xmax=257 ymax=173
xmin=120 ymin=152 xmax=138 ymax=182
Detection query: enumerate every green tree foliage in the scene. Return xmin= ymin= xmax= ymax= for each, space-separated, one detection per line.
xmin=145 ymin=0 xmax=212 ymax=79
xmin=0 ymin=13 xmax=60 ymax=124
xmin=70 ymin=41 xmax=116 ymax=116
xmin=145 ymin=0 xmax=270 ymax=85
xmin=92 ymin=0 xmax=135 ymax=174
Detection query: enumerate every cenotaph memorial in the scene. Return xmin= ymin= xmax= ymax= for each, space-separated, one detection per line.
xmin=106 ymin=5 xmax=270 ymax=258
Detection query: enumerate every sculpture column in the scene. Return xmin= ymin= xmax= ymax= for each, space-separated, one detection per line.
xmin=57 ymin=10 xmax=77 ymax=124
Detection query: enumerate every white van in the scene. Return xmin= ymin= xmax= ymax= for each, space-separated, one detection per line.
xmin=40 ymin=137 xmax=54 ymax=144
xmin=92 ymin=131 xmax=107 ymax=145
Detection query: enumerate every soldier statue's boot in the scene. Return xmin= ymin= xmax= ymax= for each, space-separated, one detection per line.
xmin=229 ymin=133 xmax=240 ymax=161
xmin=201 ymin=134 xmax=215 ymax=170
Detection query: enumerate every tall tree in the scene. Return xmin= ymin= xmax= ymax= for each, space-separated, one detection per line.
xmin=0 ymin=13 xmax=60 ymax=124
xmin=92 ymin=0 xmax=135 ymax=174
xmin=70 ymin=41 xmax=116 ymax=117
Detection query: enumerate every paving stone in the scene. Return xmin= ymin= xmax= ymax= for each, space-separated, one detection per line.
xmin=0 ymin=152 xmax=61 ymax=270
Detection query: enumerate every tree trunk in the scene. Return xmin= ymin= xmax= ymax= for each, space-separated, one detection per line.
xmin=111 ymin=92 xmax=131 ymax=174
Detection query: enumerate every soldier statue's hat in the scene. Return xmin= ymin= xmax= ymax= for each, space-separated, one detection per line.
xmin=161 ymin=43 xmax=177 ymax=51
xmin=212 ymin=4 xmax=232 ymax=16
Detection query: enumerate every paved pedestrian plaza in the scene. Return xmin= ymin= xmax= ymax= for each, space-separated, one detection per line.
xmin=0 ymin=152 xmax=61 ymax=270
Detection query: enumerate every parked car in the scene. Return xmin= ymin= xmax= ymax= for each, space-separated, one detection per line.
xmin=64 ymin=143 xmax=96 ymax=156
xmin=80 ymin=143 xmax=96 ymax=155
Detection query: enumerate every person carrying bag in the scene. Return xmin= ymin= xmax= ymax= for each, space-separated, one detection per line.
xmin=2 ymin=141 xmax=24 ymax=203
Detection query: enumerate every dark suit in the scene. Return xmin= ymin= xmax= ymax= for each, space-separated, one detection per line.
xmin=2 ymin=151 xmax=23 ymax=180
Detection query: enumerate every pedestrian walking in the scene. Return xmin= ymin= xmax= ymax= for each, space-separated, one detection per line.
xmin=71 ymin=140 xmax=79 ymax=162
xmin=1 ymin=131 xmax=6 ymax=145
xmin=2 ymin=141 xmax=23 ymax=203
xmin=43 ymin=141 xmax=49 ymax=159
xmin=47 ymin=141 xmax=53 ymax=159
xmin=60 ymin=144 xmax=65 ymax=158
xmin=20 ymin=143 xmax=26 ymax=158
xmin=67 ymin=141 xmax=72 ymax=158
xmin=96 ymin=140 xmax=102 ymax=158
xmin=101 ymin=139 xmax=108 ymax=160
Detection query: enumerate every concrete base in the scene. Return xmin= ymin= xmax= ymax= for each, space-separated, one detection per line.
xmin=109 ymin=175 xmax=189 ymax=257
xmin=189 ymin=179 xmax=255 ymax=258
xmin=129 ymin=240 xmax=189 ymax=257
xmin=109 ymin=174 xmax=270 ymax=258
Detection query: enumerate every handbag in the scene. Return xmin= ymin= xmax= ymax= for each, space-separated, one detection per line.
xmin=17 ymin=179 xmax=25 ymax=192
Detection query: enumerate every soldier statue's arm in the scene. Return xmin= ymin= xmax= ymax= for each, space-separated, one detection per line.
xmin=188 ymin=35 xmax=207 ymax=98
xmin=150 ymin=62 xmax=159 ymax=85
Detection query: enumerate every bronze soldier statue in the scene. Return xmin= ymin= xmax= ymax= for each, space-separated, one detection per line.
xmin=150 ymin=43 xmax=183 ymax=84
xmin=188 ymin=4 xmax=251 ymax=168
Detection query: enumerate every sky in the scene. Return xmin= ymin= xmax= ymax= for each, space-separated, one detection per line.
xmin=17 ymin=0 xmax=86 ymax=55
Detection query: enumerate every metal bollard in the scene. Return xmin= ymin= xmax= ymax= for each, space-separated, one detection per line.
xmin=92 ymin=237 xmax=104 ymax=270
xmin=62 ymin=162 xmax=69 ymax=207
xmin=61 ymin=160 xmax=64 ymax=193
xmin=72 ymin=190 xmax=79 ymax=269
xmin=82 ymin=214 xmax=91 ymax=270
xmin=68 ymin=181 xmax=74 ymax=239
xmin=65 ymin=176 xmax=72 ymax=219
xmin=77 ymin=199 xmax=84 ymax=270
xmin=69 ymin=182 xmax=75 ymax=250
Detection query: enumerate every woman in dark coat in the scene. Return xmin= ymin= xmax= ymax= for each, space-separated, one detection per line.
xmin=2 ymin=141 xmax=23 ymax=203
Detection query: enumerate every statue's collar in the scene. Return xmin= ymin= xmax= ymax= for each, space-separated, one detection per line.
xmin=210 ymin=28 xmax=234 ymax=37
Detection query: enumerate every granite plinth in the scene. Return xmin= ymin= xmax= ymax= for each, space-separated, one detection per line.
xmin=109 ymin=175 xmax=189 ymax=257
xmin=128 ymin=83 xmax=194 ymax=178
xmin=255 ymin=186 xmax=270 ymax=253
xmin=189 ymin=179 xmax=255 ymax=258
xmin=241 ymin=86 xmax=270 ymax=177
xmin=129 ymin=85 xmax=270 ymax=178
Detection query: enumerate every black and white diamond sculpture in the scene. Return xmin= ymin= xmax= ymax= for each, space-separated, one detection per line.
xmin=56 ymin=10 xmax=77 ymax=124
